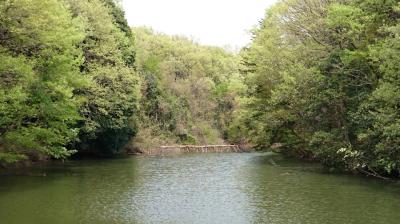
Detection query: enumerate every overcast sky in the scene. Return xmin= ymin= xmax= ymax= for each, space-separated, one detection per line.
xmin=122 ymin=0 xmax=278 ymax=48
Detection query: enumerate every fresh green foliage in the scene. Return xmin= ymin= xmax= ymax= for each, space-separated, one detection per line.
xmin=234 ymin=0 xmax=400 ymax=177
xmin=0 ymin=0 xmax=85 ymax=163
xmin=131 ymin=28 xmax=242 ymax=149
xmin=2 ymin=0 xmax=400 ymax=180
xmin=0 ymin=0 xmax=140 ymax=163
xmin=65 ymin=0 xmax=140 ymax=156
xmin=0 ymin=0 xmax=237 ymax=162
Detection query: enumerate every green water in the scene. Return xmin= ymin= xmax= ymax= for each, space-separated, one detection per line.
xmin=1 ymin=152 xmax=400 ymax=224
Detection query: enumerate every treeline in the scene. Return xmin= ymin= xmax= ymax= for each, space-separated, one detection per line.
xmin=3 ymin=0 xmax=400 ymax=179
xmin=0 ymin=0 xmax=242 ymax=164
xmin=230 ymin=0 xmax=400 ymax=177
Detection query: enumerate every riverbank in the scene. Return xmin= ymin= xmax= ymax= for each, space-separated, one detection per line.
xmin=0 ymin=144 xmax=251 ymax=169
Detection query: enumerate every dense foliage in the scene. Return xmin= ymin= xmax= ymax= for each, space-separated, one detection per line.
xmin=2 ymin=0 xmax=400 ymax=179
xmin=130 ymin=28 xmax=243 ymax=150
xmin=66 ymin=0 xmax=139 ymax=156
xmin=0 ymin=0 xmax=140 ymax=163
xmin=0 ymin=0 xmax=241 ymax=164
xmin=232 ymin=0 xmax=400 ymax=177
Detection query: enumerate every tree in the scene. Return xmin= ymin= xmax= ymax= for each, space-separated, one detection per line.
xmin=235 ymin=0 xmax=400 ymax=177
xmin=66 ymin=0 xmax=140 ymax=156
xmin=0 ymin=0 xmax=85 ymax=163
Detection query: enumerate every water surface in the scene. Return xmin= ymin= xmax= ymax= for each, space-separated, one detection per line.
xmin=1 ymin=152 xmax=400 ymax=224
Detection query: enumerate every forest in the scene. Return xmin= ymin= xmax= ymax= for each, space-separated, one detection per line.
xmin=1 ymin=0 xmax=400 ymax=179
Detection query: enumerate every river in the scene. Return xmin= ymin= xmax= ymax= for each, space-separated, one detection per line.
xmin=0 ymin=152 xmax=400 ymax=224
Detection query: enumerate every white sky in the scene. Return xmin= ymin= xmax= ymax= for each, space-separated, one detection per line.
xmin=122 ymin=0 xmax=278 ymax=48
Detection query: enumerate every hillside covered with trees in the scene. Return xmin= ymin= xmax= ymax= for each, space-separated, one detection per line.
xmin=1 ymin=0 xmax=400 ymax=179
xmin=0 ymin=0 xmax=243 ymax=164
xmin=130 ymin=27 xmax=244 ymax=150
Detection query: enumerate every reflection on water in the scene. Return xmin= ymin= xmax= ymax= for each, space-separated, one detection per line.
xmin=1 ymin=152 xmax=400 ymax=224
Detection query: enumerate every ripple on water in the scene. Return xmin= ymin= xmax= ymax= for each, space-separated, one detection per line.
xmin=1 ymin=152 xmax=400 ymax=224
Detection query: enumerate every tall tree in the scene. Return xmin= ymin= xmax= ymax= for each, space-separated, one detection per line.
xmin=234 ymin=0 xmax=400 ymax=177
xmin=0 ymin=0 xmax=85 ymax=163
xmin=66 ymin=0 xmax=140 ymax=156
